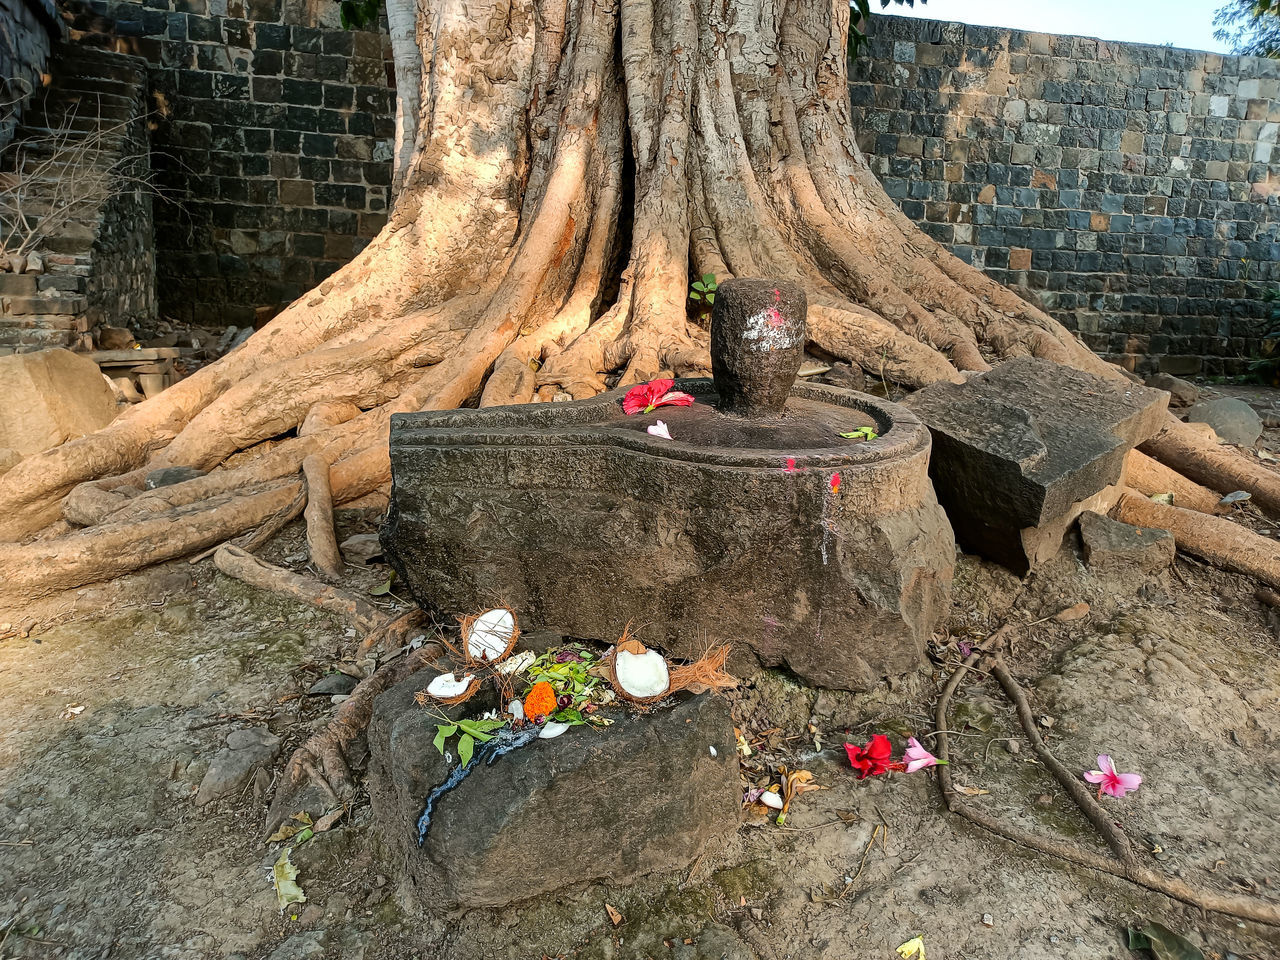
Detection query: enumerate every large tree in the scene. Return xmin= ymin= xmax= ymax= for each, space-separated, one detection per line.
xmin=0 ymin=0 xmax=1276 ymax=606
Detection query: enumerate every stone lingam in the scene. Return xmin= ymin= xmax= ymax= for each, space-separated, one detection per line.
xmin=381 ymin=278 xmax=955 ymax=691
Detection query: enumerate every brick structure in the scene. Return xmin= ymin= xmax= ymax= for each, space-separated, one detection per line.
xmin=0 ymin=43 xmax=154 ymax=351
xmin=0 ymin=0 xmax=59 ymax=148
xmin=851 ymin=16 xmax=1280 ymax=376
xmin=68 ymin=0 xmax=395 ymax=327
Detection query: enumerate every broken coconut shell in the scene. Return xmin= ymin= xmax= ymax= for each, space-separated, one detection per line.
xmin=424 ymin=671 xmax=481 ymax=705
xmin=606 ymin=635 xmax=673 ymax=705
xmin=461 ymin=608 xmax=519 ymax=665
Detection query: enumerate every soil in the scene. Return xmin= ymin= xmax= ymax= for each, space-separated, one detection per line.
xmin=3 ymin=499 xmax=1280 ymax=959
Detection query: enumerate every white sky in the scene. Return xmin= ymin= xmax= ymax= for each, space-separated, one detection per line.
xmin=885 ymin=1 xmax=1232 ymax=54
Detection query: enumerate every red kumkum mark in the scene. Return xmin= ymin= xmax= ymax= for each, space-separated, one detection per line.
xmin=785 ymin=457 xmax=797 ymax=473
xmin=830 ymin=472 xmax=841 ymax=494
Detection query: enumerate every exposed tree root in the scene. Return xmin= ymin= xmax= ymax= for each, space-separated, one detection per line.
xmin=1112 ymin=491 xmax=1280 ymax=589
xmin=1124 ymin=450 xmax=1221 ymax=515
xmin=1142 ymin=419 xmax=1280 ymax=516
xmin=936 ymin=633 xmax=1280 ymax=925
xmin=213 ymin=545 xmax=382 ymax=631
xmin=3 ymin=0 xmax=1280 ymax=608
xmin=265 ymin=643 xmax=439 ymax=835
xmin=301 ymin=455 xmax=344 ymax=581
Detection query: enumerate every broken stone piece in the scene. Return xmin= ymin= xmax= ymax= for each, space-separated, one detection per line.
xmin=1143 ymin=372 xmax=1199 ymax=408
xmin=307 ymin=673 xmax=359 ymax=697
xmin=904 ymin=358 xmax=1168 ymax=574
xmin=1184 ymin=397 xmax=1263 ymax=448
xmin=1079 ymin=511 xmax=1175 ymax=578
xmin=194 ymin=726 xmax=281 ymax=806
xmin=145 ymin=466 xmax=207 ymax=489
xmin=366 ymin=680 xmax=739 ymax=910
xmin=0 ymin=349 xmax=118 ymax=458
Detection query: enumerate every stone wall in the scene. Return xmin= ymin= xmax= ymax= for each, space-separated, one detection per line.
xmin=850 ymin=16 xmax=1280 ymax=376
xmin=69 ymin=0 xmax=395 ymax=327
xmin=0 ymin=0 xmax=59 ymax=148
xmin=0 ymin=42 xmax=154 ymax=352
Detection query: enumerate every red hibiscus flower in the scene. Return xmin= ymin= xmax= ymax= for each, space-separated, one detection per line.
xmin=623 ymin=378 xmax=695 ymax=415
xmin=844 ymin=734 xmax=893 ymax=779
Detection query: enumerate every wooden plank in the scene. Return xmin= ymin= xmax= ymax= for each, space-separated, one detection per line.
xmin=89 ymin=347 xmax=180 ymax=363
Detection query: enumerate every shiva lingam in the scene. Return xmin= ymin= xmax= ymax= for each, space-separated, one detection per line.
xmin=381 ymin=278 xmax=955 ymax=691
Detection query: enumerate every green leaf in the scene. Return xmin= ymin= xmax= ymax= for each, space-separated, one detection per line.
xmin=456 ymin=718 xmax=501 ymax=742
xmin=692 ymin=281 xmax=707 ymax=292
xmin=369 ymin=571 xmax=396 ymax=596
xmin=1138 ymin=922 xmax=1204 ymax=960
xmin=705 ymin=292 xmax=715 ymax=304
xmin=432 ymin=724 xmax=457 ymax=755
xmin=689 ymin=291 xmax=702 ymax=301
xmin=339 ymin=0 xmax=355 ymax=29
xmin=839 ymin=426 xmax=878 ymax=441
xmin=701 ymin=273 xmax=716 ymax=286
xmin=458 ymin=733 xmax=475 ymax=766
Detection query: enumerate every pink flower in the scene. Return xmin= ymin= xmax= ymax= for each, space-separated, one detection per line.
xmin=1083 ymin=754 xmax=1142 ymax=799
xmin=647 ymin=420 xmax=672 ymax=440
xmin=623 ymin=379 xmax=695 ymax=415
xmin=902 ymin=737 xmax=944 ymax=773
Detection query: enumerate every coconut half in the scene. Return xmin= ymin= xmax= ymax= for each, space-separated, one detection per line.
xmin=613 ymin=642 xmax=671 ymax=700
xmin=465 ymin=608 xmax=518 ymax=662
xmin=539 ymin=721 xmax=571 ymax=740
xmin=425 ymin=671 xmax=479 ymax=704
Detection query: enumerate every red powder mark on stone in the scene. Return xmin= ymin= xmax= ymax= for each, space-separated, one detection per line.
xmin=830 ymin=472 xmax=841 ymax=494
xmin=766 ymin=306 xmax=785 ymax=328
xmin=785 ymin=457 xmax=797 ymax=473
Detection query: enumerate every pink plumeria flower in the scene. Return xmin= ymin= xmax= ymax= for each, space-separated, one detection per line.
xmin=647 ymin=420 xmax=672 ymax=440
xmin=903 ymin=736 xmax=945 ymax=773
xmin=1083 ymin=754 xmax=1142 ymax=799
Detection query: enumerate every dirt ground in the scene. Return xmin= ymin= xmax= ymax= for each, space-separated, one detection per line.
xmin=3 ymin=429 xmax=1280 ymax=959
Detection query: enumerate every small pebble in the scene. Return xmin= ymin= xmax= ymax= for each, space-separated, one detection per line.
xmin=1004 ymin=739 xmax=1020 ymax=755
xmin=709 ymin=745 xmax=717 ymax=757
xmin=981 ymin=913 xmax=994 ymax=927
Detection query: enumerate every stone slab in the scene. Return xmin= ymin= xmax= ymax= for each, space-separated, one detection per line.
xmin=903 ymin=358 xmax=1168 ymax=574
xmin=367 ymin=680 xmax=740 ymax=910
xmin=381 ymin=379 xmax=955 ymax=691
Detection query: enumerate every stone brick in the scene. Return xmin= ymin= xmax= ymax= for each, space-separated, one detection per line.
xmin=850 ymin=14 xmax=1280 ymax=371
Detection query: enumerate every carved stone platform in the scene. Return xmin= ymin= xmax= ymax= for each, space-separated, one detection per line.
xmin=380 ymin=279 xmax=955 ymax=690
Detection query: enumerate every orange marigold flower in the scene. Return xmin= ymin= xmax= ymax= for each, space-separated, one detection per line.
xmin=523 ymin=681 xmax=557 ymax=721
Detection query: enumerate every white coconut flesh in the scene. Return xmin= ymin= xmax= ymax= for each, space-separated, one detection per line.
xmin=614 ymin=648 xmax=671 ymax=699
xmin=539 ymin=721 xmax=571 ymax=740
xmin=497 ymin=650 xmax=535 ymax=676
xmin=426 ymin=672 xmax=476 ymax=699
xmin=760 ymin=791 xmax=784 ymax=810
xmin=467 ymin=608 xmax=515 ymax=660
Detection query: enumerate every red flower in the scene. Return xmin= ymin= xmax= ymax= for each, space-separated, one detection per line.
xmin=623 ymin=378 xmax=695 ymax=415
xmin=844 ymin=734 xmax=893 ymax=779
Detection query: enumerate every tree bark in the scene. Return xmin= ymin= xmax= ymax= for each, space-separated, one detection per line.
xmin=0 ymin=0 xmax=1276 ymax=608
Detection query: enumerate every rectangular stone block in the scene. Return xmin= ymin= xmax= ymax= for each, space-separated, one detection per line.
xmin=903 ymin=358 xmax=1168 ymax=573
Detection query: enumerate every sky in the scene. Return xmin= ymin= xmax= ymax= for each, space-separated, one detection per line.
xmin=885 ymin=0 xmax=1232 ymax=54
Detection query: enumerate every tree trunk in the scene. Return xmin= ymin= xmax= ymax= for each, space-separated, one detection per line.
xmin=0 ymin=0 xmax=1274 ymax=607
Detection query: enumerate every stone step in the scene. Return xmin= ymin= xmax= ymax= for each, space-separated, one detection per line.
xmin=1 ymin=294 xmax=89 ymax=316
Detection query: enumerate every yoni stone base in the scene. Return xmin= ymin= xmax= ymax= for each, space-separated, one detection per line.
xmin=366 ymin=681 xmax=739 ymax=910
xmin=381 ymin=380 xmax=955 ymax=691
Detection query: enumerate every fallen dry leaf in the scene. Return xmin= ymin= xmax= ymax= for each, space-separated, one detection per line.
xmin=1053 ymin=602 xmax=1090 ymax=622
xmin=606 ymin=903 xmax=623 ymax=926
xmin=954 ymin=785 xmax=990 ymax=796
